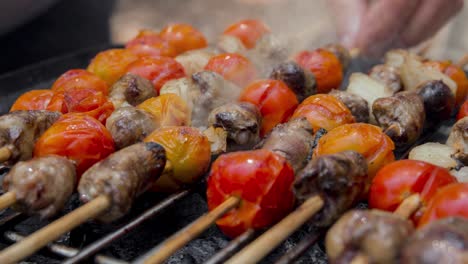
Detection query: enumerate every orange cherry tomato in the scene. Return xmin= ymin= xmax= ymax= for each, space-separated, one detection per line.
xmin=291 ymin=94 xmax=355 ymax=132
xmin=126 ymin=56 xmax=185 ymax=94
xmin=207 ymin=149 xmax=295 ymax=238
xmin=418 ymin=183 xmax=468 ymax=227
xmin=223 ymin=19 xmax=270 ymax=49
xmin=159 ymin=23 xmax=208 ymax=54
xmin=369 ymin=160 xmax=457 ymax=222
xmin=46 ymin=88 xmax=114 ymax=124
xmin=10 ymin=90 xmax=54 ymax=111
xmin=87 ymin=49 xmax=139 ymax=86
xmin=457 ymin=99 xmax=468 ymax=120
xmin=240 ymin=79 xmax=298 ymax=136
xmin=204 ymin=53 xmax=257 ymax=87
xmin=137 ymin=94 xmax=190 ymax=127
xmin=34 ymin=113 xmax=115 ymax=177
xmin=51 ymin=69 xmax=109 ymax=95
xmin=125 ymin=30 xmax=178 ymax=58
xmin=425 ymin=61 xmax=468 ymax=107
xmin=314 ymin=123 xmax=395 ymax=193
xmin=294 ymin=49 xmax=343 ymax=94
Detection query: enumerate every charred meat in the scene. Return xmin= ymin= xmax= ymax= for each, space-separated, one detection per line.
xmin=417 ymin=80 xmax=455 ymax=123
xmin=109 ymin=73 xmax=156 ymax=108
xmin=269 ymin=61 xmax=316 ymax=102
xmin=329 ymin=89 xmax=370 ymax=123
xmin=447 ymin=117 xmax=468 ymax=165
xmin=369 ymin=64 xmax=403 ymax=93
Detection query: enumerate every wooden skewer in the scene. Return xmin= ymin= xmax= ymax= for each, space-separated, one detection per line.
xmin=225 ymin=196 xmax=324 ymax=264
xmin=350 ymin=253 xmax=370 ymax=264
xmin=142 ymin=195 xmax=241 ymax=264
xmin=0 ymin=192 xmax=16 ymax=212
xmin=0 ymin=195 xmax=110 ymax=264
xmin=0 ymin=147 xmax=11 ymax=163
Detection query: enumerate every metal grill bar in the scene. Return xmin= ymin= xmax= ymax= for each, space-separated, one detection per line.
xmin=205 ymin=229 xmax=257 ymax=264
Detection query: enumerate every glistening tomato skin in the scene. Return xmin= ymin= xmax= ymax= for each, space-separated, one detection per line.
xmin=418 ymin=183 xmax=468 ymax=227
xmin=125 ymin=30 xmax=178 ymax=58
xmin=207 ymin=149 xmax=295 ymax=238
xmin=369 ymin=160 xmax=457 ymax=222
xmin=223 ymin=19 xmax=270 ymax=49
xmin=204 ymin=53 xmax=257 ymax=87
xmin=87 ymin=49 xmax=139 ymax=86
xmin=240 ymin=79 xmax=298 ymax=136
xmin=34 ymin=113 xmax=115 ymax=177
xmin=159 ymin=23 xmax=208 ymax=54
xmin=10 ymin=90 xmax=54 ymax=111
xmin=51 ymin=69 xmax=109 ymax=95
xmin=457 ymin=100 xmax=468 ymax=120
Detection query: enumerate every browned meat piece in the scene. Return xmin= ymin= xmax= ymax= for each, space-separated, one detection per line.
xmin=326 ymin=209 xmax=414 ymax=264
xmin=105 ymin=107 xmax=157 ymax=150
xmin=324 ymin=44 xmax=351 ymax=72
xmin=372 ymin=91 xmax=425 ymax=147
xmin=78 ymin=142 xmax=166 ymax=222
xmin=401 ymin=217 xmax=468 ymax=264
xmin=3 ymin=156 xmax=76 ymax=218
xmin=259 ymin=117 xmax=314 ymax=173
xmin=294 ymin=151 xmax=367 ymax=227
xmin=269 ymin=61 xmax=316 ymax=102
xmin=417 ymin=80 xmax=455 ymax=123
xmin=109 ymin=73 xmax=156 ymax=108
xmin=0 ymin=110 xmax=61 ymax=165
xmin=329 ymin=89 xmax=370 ymax=123
xmin=208 ymin=102 xmax=261 ymax=151
xmin=447 ymin=117 xmax=468 ymax=165
xmin=369 ymin=64 xmax=403 ymax=93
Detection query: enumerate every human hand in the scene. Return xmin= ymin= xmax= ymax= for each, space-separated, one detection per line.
xmin=328 ymin=0 xmax=464 ymax=57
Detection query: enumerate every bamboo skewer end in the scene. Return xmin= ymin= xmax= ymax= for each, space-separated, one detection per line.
xmin=0 ymin=147 xmax=11 ymax=163
xmin=394 ymin=193 xmax=421 ymax=219
xmin=0 ymin=192 xmax=16 ymax=212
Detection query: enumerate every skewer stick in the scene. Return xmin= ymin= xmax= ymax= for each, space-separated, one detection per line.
xmin=394 ymin=193 xmax=421 ymax=219
xmin=0 ymin=195 xmax=110 ymax=264
xmin=141 ymin=196 xmax=241 ymax=264
xmin=456 ymin=53 xmax=468 ymax=68
xmin=225 ymin=196 xmax=324 ymax=264
xmin=0 ymin=147 xmax=11 ymax=163
xmin=0 ymin=192 xmax=16 ymax=212
xmin=350 ymin=253 xmax=370 ymax=264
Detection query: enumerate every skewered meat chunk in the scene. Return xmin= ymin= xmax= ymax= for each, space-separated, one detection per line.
xmin=372 ymin=91 xmax=425 ymax=147
xmin=269 ymin=61 xmax=316 ymax=102
xmin=105 ymin=107 xmax=157 ymax=150
xmin=108 ymin=73 xmax=156 ymax=108
xmin=175 ymin=48 xmax=218 ymax=76
xmin=259 ymin=117 xmax=314 ymax=173
xmin=417 ymin=80 xmax=455 ymax=123
xmin=0 ymin=110 xmax=61 ymax=165
xmin=208 ymin=102 xmax=261 ymax=151
xmin=447 ymin=117 xmax=468 ymax=165
xmin=294 ymin=151 xmax=367 ymax=227
xmin=401 ymin=217 xmax=468 ymax=264
xmin=78 ymin=142 xmax=166 ymax=222
xmin=369 ymin=64 xmax=403 ymax=93
xmin=329 ymin=90 xmax=370 ymax=123
xmin=3 ymin=156 xmax=76 ymax=218
xmin=326 ymin=209 xmax=414 ymax=264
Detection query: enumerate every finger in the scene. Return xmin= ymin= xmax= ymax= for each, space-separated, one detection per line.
xmin=401 ymin=0 xmax=464 ymax=47
xmin=327 ymin=0 xmax=368 ymax=47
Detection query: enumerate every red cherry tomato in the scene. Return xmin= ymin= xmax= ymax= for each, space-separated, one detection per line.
xmin=204 ymin=53 xmax=257 ymax=87
xmin=240 ymin=79 xmax=298 ymax=136
xmin=457 ymin=100 xmax=468 ymax=120
xmin=294 ymin=49 xmax=343 ymax=94
xmin=207 ymin=149 xmax=295 ymax=238
xmin=10 ymin=90 xmax=54 ymax=111
xmin=418 ymin=183 xmax=468 ymax=227
xmin=223 ymin=19 xmax=270 ymax=49
xmin=159 ymin=23 xmax=207 ymax=54
xmin=125 ymin=30 xmax=178 ymax=58
xmin=126 ymin=56 xmax=185 ymax=94
xmin=51 ymin=69 xmax=109 ymax=95
xmin=291 ymin=94 xmax=355 ymax=132
xmin=87 ymin=49 xmax=139 ymax=86
xmin=34 ymin=113 xmax=115 ymax=177
xmin=369 ymin=160 xmax=457 ymax=222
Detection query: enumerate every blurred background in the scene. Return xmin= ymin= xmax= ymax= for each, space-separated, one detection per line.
xmin=0 ymin=0 xmax=467 ymax=74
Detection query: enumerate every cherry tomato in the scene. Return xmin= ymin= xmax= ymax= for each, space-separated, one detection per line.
xmin=159 ymin=23 xmax=208 ymax=54
xmin=369 ymin=160 xmax=457 ymax=222
xmin=457 ymin=100 xmax=468 ymax=120
xmin=314 ymin=123 xmax=395 ymax=193
xmin=144 ymin=126 xmax=211 ymax=192
xmin=126 ymin=56 xmax=185 ymax=94
xmin=207 ymin=149 xmax=295 ymax=238
xmin=125 ymin=30 xmax=178 ymax=58
xmin=10 ymin=90 xmax=54 ymax=111
xmin=137 ymin=94 xmax=190 ymax=127
xmin=204 ymin=53 xmax=257 ymax=87
xmin=51 ymin=69 xmax=109 ymax=95
xmin=46 ymin=88 xmax=114 ymax=124
xmin=87 ymin=49 xmax=139 ymax=86
xmin=291 ymin=94 xmax=355 ymax=132
xmin=418 ymin=183 xmax=468 ymax=227
xmin=294 ymin=49 xmax=343 ymax=94
xmin=223 ymin=19 xmax=270 ymax=49
xmin=240 ymin=79 xmax=298 ymax=136
xmin=425 ymin=61 xmax=468 ymax=107
xmin=34 ymin=113 xmax=115 ymax=177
